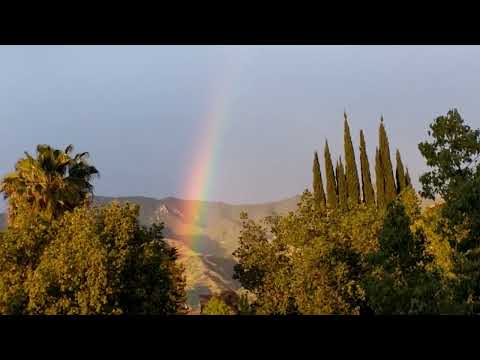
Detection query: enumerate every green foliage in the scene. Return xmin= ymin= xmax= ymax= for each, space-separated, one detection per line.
xmin=418 ymin=109 xmax=480 ymax=250
xmin=237 ymin=293 xmax=254 ymax=315
xmin=0 ymin=144 xmax=186 ymax=315
xmin=418 ymin=109 xmax=480 ymax=201
xmin=410 ymin=204 xmax=455 ymax=279
xmin=232 ymin=211 xmax=271 ymax=292
xmin=362 ymin=198 xmax=445 ymax=314
xmin=324 ymin=141 xmax=338 ymax=209
xmin=375 ymin=147 xmax=385 ymax=209
xmin=201 ymin=297 xmax=234 ymax=315
xmin=336 ymin=158 xmax=348 ymax=211
xmin=233 ymin=210 xmax=298 ymax=315
xmin=312 ymin=151 xmax=326 ymax=210
xmin=0 ymin=202 xmax=186 ymax=315
xmin=234 ymin=191 xmax=383 ymax=315
xmin=379 ymin=118 xmax=397 ymax=204
xmin=0 ymin=215 xmax=51 ymax=314
xmin=344 ymin=114 xmax=360 ymax=206
xmin=233 ymin=186 xmax=467 ymax=315
xmin=0 ymin=144 xmax=98 ymax=227
xmin=418 ymin=109 xmax=480 ymax=312
xmin=395 ymin=150 xmax=407 ymax=193
xmin=374 ymin=200 xmax=425 ymax=274
xmin=291 ymin=200 xmax=382 ymax=315
xmin=232 ymin=115 xmax=429 ymax=315
xmin=359 ymin=130 xmax=375 ymax=207
xmin=405 ymin=167 xmax=412 ymax=188
xmin=230 ymin=111 xmax=480 ymax=315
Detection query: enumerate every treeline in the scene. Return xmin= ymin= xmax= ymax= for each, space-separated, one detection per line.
xmin=313 ymin=113 xmax=411 ymax=212
xmin=0 ymin=145 xmax=186 ymax=314
xmin=226 ymin=109 xmax=480 ymax=315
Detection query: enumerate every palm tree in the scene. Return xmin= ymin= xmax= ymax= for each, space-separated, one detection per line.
xmin=1 ymin=144 xmax=99 ymax=225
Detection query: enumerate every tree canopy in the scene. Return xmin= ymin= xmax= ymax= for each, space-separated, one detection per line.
xmin=1 ymin=144 xmax=99 ymax=227
xmin=0 ymin=145 xmax=186 ymax=315
xmin=233 ymin=110 xmax=479 ymax=315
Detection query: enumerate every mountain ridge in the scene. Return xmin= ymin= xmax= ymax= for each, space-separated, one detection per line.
xmin=92 ymin=194 xmax=302 ymax=310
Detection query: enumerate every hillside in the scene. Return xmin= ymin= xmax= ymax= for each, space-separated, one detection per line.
xmin=0 ymin=194 xmax=437 ymax=311
xmin=93 ymin=195 xmax=301 ymax=310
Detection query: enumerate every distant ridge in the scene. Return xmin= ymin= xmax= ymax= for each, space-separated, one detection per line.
xmin=90 ymin=194 xmax=301 ymax=310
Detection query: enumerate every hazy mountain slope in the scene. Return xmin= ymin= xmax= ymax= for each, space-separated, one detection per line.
xmin=92 ymin=194 xmax=301 ymax=310
xmin=94 ymin=195 xmax=300 ymax=256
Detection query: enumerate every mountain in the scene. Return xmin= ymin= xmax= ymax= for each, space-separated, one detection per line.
xmin=92 ymin=195 xmax=301 ymax=310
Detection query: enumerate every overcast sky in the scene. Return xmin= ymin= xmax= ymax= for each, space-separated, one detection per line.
xmin=0 ymin=45 xmax=479 ymax=206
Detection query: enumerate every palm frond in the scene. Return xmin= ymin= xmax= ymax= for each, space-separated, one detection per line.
xmin=64 ymin=144 xmax=74 ymax=154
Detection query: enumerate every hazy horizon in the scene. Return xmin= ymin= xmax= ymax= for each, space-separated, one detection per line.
xmin=1 ymin=46 xmax=480 ymax=209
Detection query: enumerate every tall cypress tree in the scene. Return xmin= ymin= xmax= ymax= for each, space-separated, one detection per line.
xmin=359 ymin=130 xmax=375 ymax=206
xmin=336 ymin=157 xmax=348 ymax=211
xmin=324 ymin=141 xmax=338 ymax=209
xmin=395 ymin=149 xmax=407 ymax=193
xmin=312 ymin=151 xmax=326 ymax=209
xmin=344 ymin=113 xmax=360 ymax=206
xmin=405 ymin=167 xmax=412 ymax=188
xmin=379 ymin=117 xmax=397 ymax=203
xmin=375 ymin=147 xmax=385 ymax=209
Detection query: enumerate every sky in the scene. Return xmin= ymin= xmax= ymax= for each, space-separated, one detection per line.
xmin=0 ymin=45 xmax=479 ymax=207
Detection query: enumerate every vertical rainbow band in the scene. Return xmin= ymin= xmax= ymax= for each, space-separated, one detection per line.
xmin=178 ymin=48 xmax=254 ymax=252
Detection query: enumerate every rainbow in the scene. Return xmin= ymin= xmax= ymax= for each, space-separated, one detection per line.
xmin=178 ymin=48 xmax=254 ymax=252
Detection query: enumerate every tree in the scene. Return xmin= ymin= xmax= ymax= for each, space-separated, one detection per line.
xmin=359 ymin=130 xmax=375 ymax=206
xmin=418 ymin=109 xmax=480 ymax=201
xmin=233 ymin=211 xmax=297 ymax=315
xmin=344 ymin=113 xmax=360 ymax=206
xmin=201 ymin=297 xmax=234 ymax=315
xmin=395 ymin=149 xmax=407 ymax=193
xmin=379 ymin=118 xmax=397 ymax=203
xmin=1 ymin=144 xmax=99 ymax=227
xmin=375 ymin=200 xmax=426 ymax=274
xmin=418 ymin=109 xmax=480 ymax=250
xmin=0 ymin=202 xmax=186 ymax=315
xmin=233 ymin=191 xmax=382 ymax=315
xmin=363 ymin=198 xmax=443 ymax=314
xmin=324 ymin=141 xmax=338 ymax=209
xmin=290 ymin=197 xmax=381 ymax=315
xmin=0 ymin=144 xmax=185 ymax=315
xmin=312 ymin=151 xmax=326 ymax=210
xmin=375 ymin=147 xmax=385 ymax=209
xmin=405 ymin=167 xmax=412 ymax=188
xmin=336 ymin=158 xmax=348 ymax=211
xmin=237 ymin=293 xmax=254 ymax=315
xmin=233 ymin=212 xmax=271 ymax=292
xmin=418 ymin=109 xmax=480 ymax=311
xmin=409 ymin=201 xmax=458 ymax=305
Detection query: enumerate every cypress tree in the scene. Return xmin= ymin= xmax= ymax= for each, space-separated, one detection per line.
xmin=395 ymin=149 xmax=407 ymax=193
xmin=375 ymin=147 xmax=385 ymax=209
xmin=312 ymin=151 xmax=326 ymax=209
xmin=336 ymin=157 xmax=348 ymax=211
xmin=324 ymin=141 xmax=338 ymax=209
xmin=405 ymin=167 xmax=412 ymax=188
xmin=344 ymin=113 xmax=360 ymax=206
xmin=359 ymin=130 xmax=375 ymax=206
xmin=379 ymin=117 xmax=397 ymax=204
